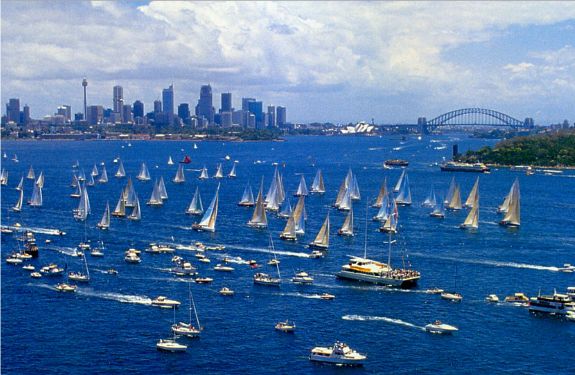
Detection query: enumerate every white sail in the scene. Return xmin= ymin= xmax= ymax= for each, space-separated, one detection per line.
xmin=310 ymin=213 xmax=330 ymax=248
xmin=381 ymin=200 xmax=398 ymax=233
xmin=35 ymin=171 xmax=45 ymax=189
xmin=173 ymin=164 xmax=185 ymax=183
xmin=464 ymin=177 xmax=479 ymax=208
xmin=128 ymin=195 xmax=142 ymax=221
xmin=334 ymin=178 xmax=347 ymax=208
xmin=350 ymin=173 xmax=360 ymax=200
xmin=74 ymin=185 xmax=90 ymax=221
xmin=500 ymin=179 xmax=520 ymax=226
xmin=13 ymin=188 xmax=24 ymax=212
xmin=167 ymin=156 xmax=174 ymax=165
xmin=310 ymin=169 xmax=325 ymax=194
xmin=91 ymin=164 xmax=99 ymax=177
xmin=430 ymin=195 xmax=445 ymax=218
xmin=373 ymin=194 xmax=390 ymax=222
xmin=147 ymin=179 xmax=164 ymax=206
xmin=228 ymin=162 xmax=237 ymax=178
xmin=265 ymin=166 xmax=280 ymax=205
xmin=278 ymin=197 xmax=293 ymax=218
xmin=422 ymin=184 xmax=436 ymax=208
xmin=238 ymin=182 xmax=255 ymax=206
xmin=446 ymin=183 xmax=462 ymax=210
xmin=280 ymin=213 xmax=297 ymax=240
xmin=115 ymin=160 xmax=126 ymax=178
xmin=194 ymin=183 xmax=220 ymax=232
xmin=27 ymin=165 xmax=35 ymax=180
xmin=137 ymin=162 xmax=151 ymax=181
xmin=498 ymin=179 xmax=517 ymax=213
xmin=214 ymin=163 xmax=224 ymax=179
xmin=98 ymin=165 xmax=108 ymax=183
xmin=123 ymin=178 xmax=137 ymax=207
xmin=0 ymin=169 xmax=6 ymax=186
xmin=158 ymin=176 xmax=168 ymax=199
xmin=395 ymin=173 xmax=412 ymax=206
xmin=338 ymin=186 xmax=352 ymax=211
xmin=265 ymin=182 xmax=281 ymax=212
xmin=277 ymin=171 xmax=285 ymax=203
xmin=393 ymin=169 xmax=405 ymax=193
xmin=186 ymin=187 xmax=204 ymax=215
xmin=71 ymin=174 xmax=79 ymax=188
xmin=70 ymin=181 xmax=82 ymax=198
xmin=294 ymin=175 xmax=309 ymax=196
xmin=97 ymin=202 xmax=111 ymax=229
xmin=199 ymin=166 xmax=209 ymax=180
xmin=248 ymin=180 xmax=268 ymax=228
xmin=461 ymin=195 xmax=479 ymax=229
xmin=16 ymin=176 xmax=23 ymax=191
xmin=112 ymin=191 xmax=126 ymax=217
xmin=293 ymin=196 xmax=306 ymax=234
xmin=373 ymin=178 xmax=388 ymax=208
xmin=29 ymin=183 xmax=43 ymax=207
xmin=77 ymin=169 xmax=86 ymax=182
xmin=445 ymin=177 xmax=456 ymax=204
xmin=339 ymin=207 xmax=354 ymax=236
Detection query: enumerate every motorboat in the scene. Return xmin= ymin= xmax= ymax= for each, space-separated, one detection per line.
xmin=171 ymin=322 xmax=201 ymax=338
xmin=275 ymin=320 xmax=296 ymax=333
xmin=171 ymin=262 xmax=197 ymax=277
xmin=152 ymin=296 xmax=181 ymax=308
xmin=214 ymin=264 xmax=234 ymax=272
xmin=558 ymin=264 xmax=575 ymax=273
xmin=485 ymin=294 xmax=500 ymax=303
xmin=205 ymin=245 xmax=225 ymax=251
xmin=320 ymin=293 xmax=335 ymax=300
xmin=440 ymin=291 xmax=463 ymax=302
xmin=146 ymin=243 xmax=176 ymax=254
xmin=40 ymin=264 xmax=65 ymax=276
xmin=90 ymin=247 xmax=104 ymax=257
xmin=253 ymin=272 xmax=280 ymax=286
xmin=194 ymin=277 xmax=213 ymax=284
xmin=124 ymin=250 xmax=141 ymax=264
xmin=504 ymin=292 xmax=529 ymax=305
xmin=425 ymin=320 xmax=459 ymax=334
xmin=6 ymin=256 xmax=23 ymax=265
xmin=107 ymin=268 xmax=118 ymax=275
xmin=30 ymin=272 xmax=42 ymax=278
xmin=566 ymin=311 xmax=575 ymax=322
xmin=292 ymin=271 xmax=314 ymax=284
xmin=267 ymin=259 xmax=280 ymax=266
xmin=22 ymin=264 xmax=35 ymax=271
xmin=309 ymin=341 xmax=366 ymax=366
xmin=219 ymin=287 xmax=235 ymax=296
xmin=309 ymin=250 xmax=325 ymax=259
xmin=198 ymin=257 xmax=211 ymax=263
xmin=156 ymin=338 xmax=187 ymax=352
xmin=55 ymin=283 xmax=77 ymax=292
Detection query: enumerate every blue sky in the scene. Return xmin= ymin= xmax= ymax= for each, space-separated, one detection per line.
xmin=1 ymin=1 xmax=574 ymax=124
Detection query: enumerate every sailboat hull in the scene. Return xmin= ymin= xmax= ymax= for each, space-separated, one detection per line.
xmin=192 ymin=224 xmax=215 ymax=232
xmin=335 ymin=270 xmax=419 ymax=288
xmin=308 ymin=243 xmax=328 ymax=251
xmin=499 ymin=221 xmax=520 ymax=227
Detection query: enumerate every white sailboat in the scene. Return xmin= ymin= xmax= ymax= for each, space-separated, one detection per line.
xmin=98 ymin=165 xmax=108 ymax=183
xmin=26 ymin=165 xmax=35 ymax=180
xmin=0 ymin=169 xmax=7 ymax=186
xmin=115 ymin=160 xmax=126 ymax=178
xmin=186 ymin=187 xmax=204 ymax=215
xmin=172 ymin=283 xmax=202 ymax=338
xmin=254 ymin=235 xmax=282 ymax=285
xmin=97 ymin=202 xmax=111 ymax=229
xmin=12 ymin=188 xmax=24 ymax=212
xmin=338 ymin=206 xmax=354 ymax=236
xmin=28 ymin=183 xmax=43 ymax=207
xmin=430 ymin=195 xmax=445 ymax=218
xmin=158 ymin=176 xmax=168 ymax=199
xmin=280 ymin=213 xmax=297 ymax=241
xmin=395 ymin=173 xmax=412 ymax=206
xmin=265 ymin=166 xmax=284 ymax=210
xmin=278 ymin=198 xmax=293 ymax=219
xmin=123 ymin=178 xmax=137 ymax=207
xmin=16 ymin=176 xmax=23 ymax=191
xmin=91 ymin=164 xmax=99 ymax=177
xmin=372 ymin=193 xmax=390 ymax=222
xmin=393 ymin=169 xmax=406 ymax=193
xmin=293 ymin=196 xmax=306 ymax=235
xmin=173 ymin=164 xmax=185 ymax=184
xmin=228 ymin=161 xmax=237 ymax=178
xmin=460 ymin=194 xmax=479 ymax=230
xmin=310 ymin=169 xmax=325 ymax=194
xmin=128 ymin=195 xmax=141 ymax=220
xmin=70 ymin=178 xmax=81 ymax=198
xmin=247 ymin=180 xmax=268 ymax=228
xmin=238 ymin=182 xmax=255 ymax=207
xmin=86 ymin=173 xmax=95 ymax=187
xmin=136 ymin=162 xmax=151 ymax=181
xmin=192 ymin=183 xmax=220 ymax=232
xmin=346 ymin=169 xmax=361 ymax=200
xmin=112 ymin=191 xmax=126 ymax=217
xmin=147 ymin=179 xmax=164 ymax=206
xmin=333 ymin=178 xmax=347 ymax=209
xmin=74 ymin=184 xmax=90 ymax=221
xmin=294 ymin=175 xmax=309 ymax=197
xmin=68 ymin=248 xmax=91 ymax=282
xmin=379 ymin=199 xmax=398 ymax=233
xmin=444 ymin=177 xmax=456 ymax=205
xmin=198 ymin=166 xmax=209 ymax=180
xmin=372 ymin=178 xmax=388 ymax=208
xmin=35 ymin=171 xmax=44 ymax=189
xmin=338 ymin=186 xmax=352 ymax=211
xmin=499 ymin=178 xmax=520 ymax=227
xmin=422 ymin=184 xmax=436 ymax=208
xmin=445 ymin=182 xmax=462 ymax=210
xmin=78 ymin=169 xmax=86 ymax=182
xmin=213 ymin=163 xmax=224 ymax=179
xmin=464 ymin=177 xmax=479 ymax=208
xmin=309 ymin=212 xmax=330 ymax=250
xmin=167 ymin=156 xmax=174 ymax=165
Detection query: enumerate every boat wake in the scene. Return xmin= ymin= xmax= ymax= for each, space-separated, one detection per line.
xmin=214 ymin=254 xmax=249 ymax=264
xmin=314 ymin=282 xmax=423 ymax=293
xmin=75 ymin=289 xmax=152 ymax=305
xmin=225 ymin=244 xmax=310 ymax=258
xmin=411 ymin=252 xmax=559 ymax=272
xmin=342 ymin=314 xmax=426 ymax=331
xmin=275 ymin=292 xmax=325 ymax=300
xmin=7 ymin=225 xmax=64 ymax=236
xmin=46 ymin=246 xmax=80 ymax=256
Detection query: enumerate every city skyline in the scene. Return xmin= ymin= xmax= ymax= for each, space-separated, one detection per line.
xmin=1 ymin=1 xmax=575 ymax=124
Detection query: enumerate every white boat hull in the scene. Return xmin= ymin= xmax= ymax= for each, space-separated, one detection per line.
xmin=335 ymin=270 xmax=419 ymax=288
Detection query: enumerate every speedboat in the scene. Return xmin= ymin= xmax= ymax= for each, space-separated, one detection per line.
xmin=219 ymin=287 xmax=235 ymax=296
xmin=440 ymin=291 xmax=463 ymax=302
xmin=267 ymin=259 xmax=280 ymax=266
xmin=425 ymin=320 xmax=459 ymax=334
xmin=485 ymin=294 xmax=500 ymax=303
xmin=309 ymin=341 xmax=366 ymax=366
xmin=107 ymin=268 xmax=118 ymax=275
xmin=55 ymin=283 xmax=77 ymax=292
xmin=275 ymin=320 xmax=296 ymax=333
xmin=558 ymin=264 xmax=575 ymax=273
xmin=152 ymin=296 xmax=181 ymax=308
xmin=504 ymin=292 xmax=529 ymax=305
xmin=156 ymin=338 xmax=187 ymax=352
xmin=320 ymin=293 xmax=335 ymax=300
xmin=171 ymin=322 xmax=201 ymax=337
xmin=292 ymin=271 xmax=314 ymax=284
xmin=30 ymin=272 xmax=42 ymax=278
xmin=40 ymin=264 xmax=65 ymax=276
xmin=124 ymin=251 xmax=141 ymax=264
xmin=22 ymin=264 xmax=35 ymax=271
xmin=194 ymin=277 xmax=213 ymax=284
xmin=214 ymin=264 xmax=234 ymax=272
xmin=309 ymin=250 xmax=325 ymax=259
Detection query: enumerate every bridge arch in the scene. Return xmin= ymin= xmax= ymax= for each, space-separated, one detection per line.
xmin=426 ymin=108 xmax=525 ymax=129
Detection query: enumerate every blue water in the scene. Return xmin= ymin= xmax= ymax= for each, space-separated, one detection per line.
xmin=2 ymin=135 xmax=575 ymax=374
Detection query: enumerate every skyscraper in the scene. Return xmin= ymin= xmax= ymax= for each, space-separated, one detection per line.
xmin=162 ymin=84 xmax=174 ymax=125
xmin=23 ymin=104 xmax=30 ymax=125
xmin=82 ymin=78 xmax=88 ymax=121
xmin=242 ymin=97 xmax=255 ymax=111
xmin=195 ymin=84 xmax=215 ymax=125
xmin=248 ymin=100 xmax=263 ymax=129
xmin=122 ymin=104 xmax=133 ymax=124
xmin=267 ymin=106 xmax=276 ymax=128
xmin=221 ymin=93 xmax=232 ymax=112
xmin=277 ymin=106 xmax=286 ymax=127
xmin=113 ymin=85 xmax=124 ymax=116
xmin=154 ymin=100 xmax=162 ymax=114
xmin=133 ymin=100 xmax=144 ymax=119
xmin=87 ymin=105 xmax=103 ymax=125
xmin=178 ymin=103 xmax=190 ymax=123
xmin=6 ymin=98 xmax=20 ymax=124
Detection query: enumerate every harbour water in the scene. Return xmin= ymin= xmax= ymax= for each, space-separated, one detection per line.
xmin=2 ymin=135 xmax=575 ymax=374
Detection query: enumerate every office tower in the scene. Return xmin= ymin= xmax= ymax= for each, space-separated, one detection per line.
xmin=248 ymin=113 xmax=256 ymax=128
xmin=133 ymin=100 xmax=144 ymax=119
xmin=162 ymin=84 xmax=174 ymax=125
xmin=113 ymin=85 xmax=124 ymax=121
xmin=23 ymin=105 xmax=30 ymax=125
xmin=195 ymin=84 xmax=215 ymax=125
xmin=232 ymin=110 xmax=244 ymax=127
xmin=221 ymin=111 xmax=232 ymax=127
xmin=154 ymin=100 xmax=162 ymax=114
xmin=221 ymin=92 xmax=232 ymax=112
xmin=277 ymin=106 xmax=286 ymax=126
xmin=87 ymin=105 xmax=103 ymax=125
xmin=122 ymin=104 xmax=133 ymax=124
xmin=178 ymin=103 xmax=190 ymax=120
xmin=267 ymin=106 xmax=276 ymax=128
xmin=248 ymin=100 xmax=263 ymax=129
xmin=242 ymin=97 xmax=255 ymax=111
xmin=6 ymin=98 xmax=20 ymax=123
xmin=74 ymin=113 xmax=83 ymax=122
xmin=56 ymin=105 xmax=71 ymax=122
xmin=82 ymin=78 xmax=88 ymax=121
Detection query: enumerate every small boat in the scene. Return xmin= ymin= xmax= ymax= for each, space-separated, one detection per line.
xmin=213 ymin=163 xmax=224 ymax=179
xmin=172 ymin=284 xmax=202 ymax=337
xmin=238 ymin=183 xmax=255 ymax=207
xmin=186 ymin=187 xmax=203 ymax=215
xmin=275 ymin=320 xmax=296 ymax=333
xmin=198 ymin=166 xmax=209 ymax=180
xmin=115 ymin=160 xmax=126 ymax=178
xmin=293 ymin=175 xmax=309 ymax=197
xmin=566 ymin=311 xmax=575 ymax=322
xmin=90 ymin=241 xmax=105 ymax=257
xmin=30 ymin=272 xmax=42 ymax=278
xmin=385 ymin=159 xmax=409 ymax=167
xmin=152 ymin=296 xmax=181 ymax=308
xmin=168 ymin=156 xmax=174 ymax=165
xmin=107 ymin=268 xmax=118 ymax=275
xmin=558 ymin=264 xmax=575 ymax=273
xmin=22 ymin=264 xmax=35 ymax=271
xmin=156 ymin=338 xmax=187 ymax=352
xmin=180 ymin=155 xmax=191 ymax=164
xmin=425 ymin=320 xmax=459 ymax=334
xmin=146 ymin=243 xmax=175 ymax=254
xmin=440 ymin=292 xmax=463 ymax=302
xmin=227 ymin=161 xmax=237 ymax=178
xmin=338 ymin=208 xmax=354 ymax=236
xmin=267 ymin=259 xmax=280 ymax=266
xmin=504 ymin=292 xmax=529 ymax=305
xmin=55 ymin=283 xmax=77 ymax=292
xmin=247 ymin=179 xmax=268 ymax=228
xmin=219 ymin=287 xmax=235 ymax=296
xmin=309 ymin=212 xmax=330 ymax=250
xmin=124 ymin=250 xmax=141 ymax=264
xmin=309 ymin=250 xmax=325 ymax=259
xmin=292 ymin=271 xmax=314 ymax=284
xmin=310 ymin=169 xmax=325 ymax=194
xmin=309 ymin=341 xmax=366 ymax=366
xmin=40 ymin=264 xmax=65 ymax=276
xmin=192 ymin=183 xmax=219 ymax=232
xmin=485 ymin=294 xmax=500 ymax=303
xmin=136 ymin=162 xmax=151 ymax=181
xmin=194 ymin=277 xmax=213 ymax=284
xmin=173 ymin=164 xmax=186 ymax=183
xmin=6 ymin=256 xmax=23 ymax=264
xmin=214 ymin=264 xmax=234 ymax=272
xmin=320 ymin=293 xmax=335 ymax=300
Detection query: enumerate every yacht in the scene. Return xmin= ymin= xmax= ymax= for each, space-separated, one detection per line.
xmin=425 ymin=320 xmax=459 ymax=334
xmin=309 ymin=342 xmax=366 ymax=366
xmin=253 ymin=272 xmax=280 ymax=286
xmin=320 ymin=293 xmax=335 ymax=300
xmin=194 ymin=277 xmax=213 ymax=284
xmin=214 ymin=264 xmax=234 ymax=272
xmin=485 ymin=294 xmax=500 ymax=303
xmin=40 ymin=264 xmax=65 ymax=276
xmin=275 ymin=320 xmax=296 ymax=333
xmin=146 ymin=243 xmax=176 ymax=254
xmin=335 ymin=257 xmax=420 ymax=288
xmin=156 ymin=338 xmax=187 ymax=352
xmin=55 ymin=283 xmax=77 ymax=293
xmin=528 ymin=291 xmax=575 ymax=315
xmin=152 ymin=296 xmax=181 ymax=308
xmin=124 ymin=251 xmax=141 ymax=264
xmin=292 ymin=271 xmax=314 ymax=284
xmin=171 ymin=262 xmax=197 ymax=277
xmin=440 ymin=291 xmax=463 ymax=302
xmin=171 ymin=322 xmax=201 ymax=338
xmin=219 ymin=287 xmax=235 ymax=296
xmin=504 ymin=292 xmax=529 ymax=305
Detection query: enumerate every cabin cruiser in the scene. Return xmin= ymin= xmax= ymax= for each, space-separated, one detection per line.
xmin=275 ymin=320 xmax=296 ymax=333
xmin=152 ymin=296 xmax=181 ymax=308
xmin=253 ymin=272 xmax=280 ymax=286
xmin=171 ymin=322 xmax=201 ymax=337
xmin=504 ymin=292 xmax=529 ymax=305
xmin=335 ymin=257 xmax=420 ymax=288
xmin=528 ymin=291 xmax=575 ymax=315
xmin=214 ymin=264 xmax=234 ymax=272
xmin=194 ymin=277 xmax=213 ymax=284
xmin=309 ymin=341 xmax=366 ymax=366
xmin=90 ymin=247 xmax=104 ymax=257
xmin=309 ymin=250 xmax=325 ymax=259
xmin=292 ymin=271 xmax=314 ymax=284
xmin=124 ymin=250 xmax=141 ymax=264
xmin=425 ymin=320 xmax=459 ymax=334
xmin=146 ymin=243 xmax=176 ymax=254
xmin=171 ymin=262 xmax=197 ymax=277
xmin=6 ymin=255 xmax=23 ymax=264
xmin=30 ymin=271 xmax=42 ymax=278
xmin=485 ymin=294 xmax=500 ymax=303
xmin=219 ymin=287 xmax=235 ymax=296
xmin=22 ymin=264 xmax=35 ymax=271
xmin=40 ymin=263 xmax=65 ymax=276
xmin=156 ymin=338 xmax=187 ymax=352
xmin=440 ymin=291 xmax=463 ymax=302
xmin=55 ymin=283 xmax=77 ymax=292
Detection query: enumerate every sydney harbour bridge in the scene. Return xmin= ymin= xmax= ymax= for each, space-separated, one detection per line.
xmin=416 ymin=108 xmax=534 ymax=133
